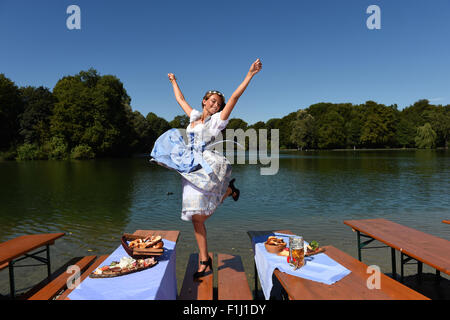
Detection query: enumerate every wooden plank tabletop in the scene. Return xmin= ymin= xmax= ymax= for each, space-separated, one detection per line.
xmin=275 ymin=245 xmax=428 ymax=300
xmin=247 ymin=229 xmax=429 ymax=300
xmin=0 ymin=233 xmax=65 ymax=265
xmin=343 ymin=219 xmax=450 ymax=275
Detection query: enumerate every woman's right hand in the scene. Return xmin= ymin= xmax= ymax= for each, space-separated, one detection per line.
xmin=168 ymin=73 xmax=176 ymax=82
xmin=249 ymin=58 xmax=262 ymax=76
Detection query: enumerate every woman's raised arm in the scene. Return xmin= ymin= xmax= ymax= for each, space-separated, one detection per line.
xmin=220 ymin=58 xmax=262 ymax=121
xmin=168 ymin=73 xmax=193 ymax=117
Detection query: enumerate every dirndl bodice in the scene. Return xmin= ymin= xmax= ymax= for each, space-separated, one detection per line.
xmin=150 ymin=109 xmax=231 ymax=192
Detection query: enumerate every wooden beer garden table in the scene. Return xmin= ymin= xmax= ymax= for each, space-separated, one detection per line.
xmin=0 ymin=233 xmax=65 ymax=299
xmin=60 ymin=230 xmax=180 ymax=300
xmin=247 ymin=230 xmax=428 ymax=300
xmin=343 ymin=219 xmax=450 ymax=282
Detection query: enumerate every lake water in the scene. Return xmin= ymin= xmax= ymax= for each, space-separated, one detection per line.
xmin=1 ymin=149 xmax=449 ymax=297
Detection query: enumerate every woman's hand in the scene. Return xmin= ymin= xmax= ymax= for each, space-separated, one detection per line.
xmin=168 ymin=73 xmax=176 ymax=82
xmin=249 ymin=58 xmax=262 ymax=76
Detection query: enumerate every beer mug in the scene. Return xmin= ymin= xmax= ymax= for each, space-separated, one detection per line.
xmin=289 ymin=236 xmax=305 ymax=270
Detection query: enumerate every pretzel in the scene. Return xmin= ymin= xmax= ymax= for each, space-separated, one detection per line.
xmin=265 ymin=236 xmax=285 ymax=246
xmin=144 ymin=235 xmax=162 ymax=248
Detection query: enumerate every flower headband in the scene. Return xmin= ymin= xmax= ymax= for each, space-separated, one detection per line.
xmin=207 ymin=90 xmax=224 ymax=97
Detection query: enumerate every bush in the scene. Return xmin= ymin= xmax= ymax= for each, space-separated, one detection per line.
xmin=42 ymin=136 xmax=69 ymax=160
xmin=0 ymin=149 xmax=17 ymax=161
xmin=16 ymin=143 xmax=47 ymax=160
xmin=70 ymin=144 xmax=95 ymax=159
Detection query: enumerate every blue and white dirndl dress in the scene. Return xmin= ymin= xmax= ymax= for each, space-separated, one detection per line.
xmin=150 ymin=109 xmax=232 ymax=221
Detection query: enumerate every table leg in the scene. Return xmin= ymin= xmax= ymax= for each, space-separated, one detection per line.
xmin=8 ymin=261 xmax=15 ymax=299
xmin=254 ymin=262 xmax=258 ymax=299
xmin=391 ymin=248 xmax=397 ymax=280
xmin=46 ymin=245 xmax=51 ymax=279
xmin=357 ymin=231 xmax=361 ymax=261
xmin=416 ymin=261 xmax=422 ymax=283
xmin=400 ymin=252 xmax=404 ymax=282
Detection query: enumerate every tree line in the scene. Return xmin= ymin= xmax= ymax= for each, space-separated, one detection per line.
xmin=0 ymin=69 xmax=448 ymax=160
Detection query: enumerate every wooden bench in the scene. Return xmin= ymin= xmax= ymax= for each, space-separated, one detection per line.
xmin=179 ymin=252 xmax=214 ymax=300
xmin=217 ymin=253 xmax=252 ymax=300
xmin=344 ymin=219 xmax=450 ymax=282
xmin=28 ymin=255 xmax=98 ymax=300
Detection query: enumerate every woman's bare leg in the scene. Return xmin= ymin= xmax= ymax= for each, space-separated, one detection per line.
xmin=192 ymin=214 xmax=210 ymax=272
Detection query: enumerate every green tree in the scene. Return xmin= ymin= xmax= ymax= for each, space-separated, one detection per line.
xmin=317 ymin=110 xmax=345 ymax=149
xmin=227 ymin=118 xmax=248 ymax=130
xmin=248 ymin=121 xmax=266 ymax=131
xmin=415 ymin=123 xmax=436 ymax=149
xmin=265 ymin=118 xmax=282 ymax=149
xmin=128 ymin=110 xmax=154 ymax=153
xmin=0 ymin=74 xmax=24 ymax=149
xmin=146 ymin=112 xmax=171 ymax=149
xmin=169 ymin=115 xmax=190 ymax=129
xmin=395 ymin=118 xmax=416 ymax=148
xmin=290 ymin=109 xmax=315 ymax=149
xmin=278 ymin=112 xmax=297 ymax=149
xmin=423 ymin=106 xmax=450 ymax=148
xmin=360 ymin=101 xmax=396 ymax=147
xmin=401 ymin=99 xmax=434 ymax=128
xmin=146 ymin=112 xmax=170 ymax=137
xmin=19 ymin=86 xmax=56 ymax=145
xmin=51 ymin=68 xmax=135 ymax=157
xmin=344 ymin=107 xmax=364 ymax=148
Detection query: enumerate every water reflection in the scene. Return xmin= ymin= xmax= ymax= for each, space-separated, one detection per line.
xmin=0 ymin=159 xmax=137 ymax=256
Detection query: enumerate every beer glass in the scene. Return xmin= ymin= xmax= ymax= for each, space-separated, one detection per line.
xmin=289 ymin=236 xmax=305 ymax=270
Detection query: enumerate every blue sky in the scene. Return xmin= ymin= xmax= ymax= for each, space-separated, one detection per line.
xmin=1 ymin=0 xmax=449 ymax=124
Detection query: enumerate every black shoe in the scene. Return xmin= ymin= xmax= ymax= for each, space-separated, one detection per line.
xmin=193 ymin=256 xmax=212 ymax=279
xmin=229 ymin=178 xmax=240 ymax=201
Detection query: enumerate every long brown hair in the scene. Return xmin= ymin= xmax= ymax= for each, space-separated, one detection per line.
xmin=201 ymin=90 xmax=226 ymax=112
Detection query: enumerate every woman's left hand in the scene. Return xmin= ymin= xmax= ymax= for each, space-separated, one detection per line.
xmin=249 ymin=58 xmax=262 ymax=75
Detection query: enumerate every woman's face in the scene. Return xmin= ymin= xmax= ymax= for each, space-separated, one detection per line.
xmin=203 ymin=94 xmax=223 ymax=115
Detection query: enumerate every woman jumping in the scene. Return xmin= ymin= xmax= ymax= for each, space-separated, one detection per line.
xmin=150 ymin=58 xmax=262 ymax=278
